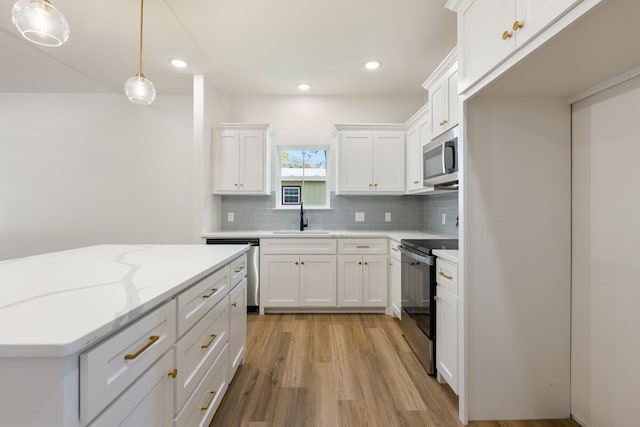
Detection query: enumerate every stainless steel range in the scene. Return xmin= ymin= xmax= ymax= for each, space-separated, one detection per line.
xmin=399 ymin=238 xmax=458 ymax=375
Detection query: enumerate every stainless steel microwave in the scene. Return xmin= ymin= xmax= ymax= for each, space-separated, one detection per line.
xmin=423 ymin=125 xmax=458 ymax=187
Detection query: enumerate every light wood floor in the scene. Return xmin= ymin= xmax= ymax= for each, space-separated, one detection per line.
xmin=210 ymin=313 xmax=579 ymax=427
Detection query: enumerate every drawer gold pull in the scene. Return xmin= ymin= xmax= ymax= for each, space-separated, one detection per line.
xmin=202 ymin=288 xmax=218 ymax=298
xmin=513 ymin=20 xmax=524 ymax=31
xmin=201 ymin=334 xmax=218 ymax=349
xmin=439 ymin=271 xmax=453 ymax=280
xmin=413 ymin=180 xmax=420 ymax=184
xmin=168 ymin=368 xmax=178 ymax=379
xmin=295 ymin=261 xmax=299 ymax=265
xmin=200 ymin=390 xmax=216 ymax=411
xmin=391 ymin=247 xmax=399 ymax=252
xmin=124 ymin=335 xmax=159 ymax=360
xmin=502 ymin=30 xmax=512 ymax=40
xmin=364 ymin=261 xmax=368 ymax=265
xmin=356 ymin=245 xmax=370 ymax=249
xmin=300 ymin=261 xmax=305 ymax=265
xmin=358 ymin=261 xmax=362 ymax=265
xmin=234 ymin=267 xmax=244 ymax=273
xmin=231 ymin=302 xmax=237 ymax=308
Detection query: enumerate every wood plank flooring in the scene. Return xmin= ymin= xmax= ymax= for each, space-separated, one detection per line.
xmin=210 ymin=313 xmax=579 ymax=427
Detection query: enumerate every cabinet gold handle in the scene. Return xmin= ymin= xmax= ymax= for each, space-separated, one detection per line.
xmin=502 ymin=30 xmax=512 ymax=40
xmin=434 ymin=295 xmax=440 ymax=301
xmin=300 ymin=261 xmax=305 ymax=265
xmin=231 ymin=302 xmax=237 ymax=307
xmin=295 ymin=261 xmax=299 ymax=265
xmin=168 ymin=369 xmax=178 ymax=379
xmin=513 ymin=20 xmax=524 ymax=31
xmin=201 ymin=334 xmax=218 ymax=349
xmin=124 ymin=335 xmax=159 ymax=360
xmin=392 ymin=247 xmax=399 ymax=252
xmin=369 ymin=183 xmax=373 ymax=187
xmin=413 ymin=180 xmax=420 ymax=184
xmin=356 ymin=245 xmax=370 ymax=248
xmin=358 ymin=261 xmax=362 ymax=265
xmin=234 ymin=267 xmax=244 ymax=273
xmin=202 ymin=288 xmax=218 ymax=298
xmin=364 ymin=261 xmax=369 ymax=265
xmin=234 ymin=183 xmax=238 ymax=186
xmin=374 ymin=183 xmax=378 ymax=187
xmin=239 ymin=183 xmax=244 ymax=187
xmin=200 ymin=391 xmax=216 ymax=411
xmin=439 ymin=271 xmax=453 ymax=280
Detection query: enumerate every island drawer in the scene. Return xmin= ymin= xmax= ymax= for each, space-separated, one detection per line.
xmin=80 ymin=299 xmax=176 ymax=423
xmin=174 ymin=296 xmax=229 ymax=413
xmin=176 ymin=266 xmax=229 ymax=337
xmin=261 ymin=238 xmax=337 ymax=255
xmin=230 ymin=254 xmax=248 ymax=286
xmin=338 ymin=238 xmax=388 ymax=254
xmin=436 ymin=258 xmax=458 ymax=294
xmin=174 ymin=344 xmax=229 ymax=427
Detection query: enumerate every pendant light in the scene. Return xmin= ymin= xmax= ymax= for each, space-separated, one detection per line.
xmin=124 ymin=0 xmax=156 ymax=105
xmin=11 ymin=0 xmax=70 ymax=47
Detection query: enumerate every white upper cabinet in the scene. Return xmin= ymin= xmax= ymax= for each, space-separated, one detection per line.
xmin=404 ymin=104 xmax=429 ymax=193
xmin=422 ymin=49 xmax=459 ymax=139
xmin=335 ymin=125 xmax=405 ymax=195
xmin=212 ymin=124 xmax=272 ymax=195
xmin=458 ymin=0 xmax=583 ymax=92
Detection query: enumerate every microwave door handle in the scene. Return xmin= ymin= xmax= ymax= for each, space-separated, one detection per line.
xmin=442 ymin=144 xmax=447 ymax=175
xmin=444 ymin=143 xmax=456 ymax=172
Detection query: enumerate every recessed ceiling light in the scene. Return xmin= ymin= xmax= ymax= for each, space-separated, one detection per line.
xmin=297 ymin=83 xmax=311 ymax=91
xmin=364 ymin=60 xmax=381 ymax=70
xmin=170 ymin=58 xmax=188 ymax=68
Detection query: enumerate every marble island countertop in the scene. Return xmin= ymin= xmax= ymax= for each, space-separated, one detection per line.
xmin=203 ymin=229 xmax=455 ymax=242
xmin=0 ymin=244 xmax=249 ymax=358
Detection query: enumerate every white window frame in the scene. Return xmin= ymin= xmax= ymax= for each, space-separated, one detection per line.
xmin=275 ymin=145 xmax=331 ymax=210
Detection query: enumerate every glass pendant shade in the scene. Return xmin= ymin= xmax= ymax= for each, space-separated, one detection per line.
xmin=11 ymin=0 xmax=70 ymax=47
xmin=124 ymin=74 xmax=156 ymax=105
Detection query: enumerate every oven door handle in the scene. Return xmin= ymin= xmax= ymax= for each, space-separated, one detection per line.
xmin=398 ymin=246 xmax=434 ymax=265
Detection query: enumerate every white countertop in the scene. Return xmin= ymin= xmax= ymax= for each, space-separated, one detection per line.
xmin=432 ymin=249 xmax=459 ymax=264
xmin=0 ymin=244 xmax=249 ymax=358
xmin=203 ymin=230 xmax=454 ymax=242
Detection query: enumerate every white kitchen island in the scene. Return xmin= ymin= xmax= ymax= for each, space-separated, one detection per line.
xmin=0 ymin=244 xmax=250 ymax=427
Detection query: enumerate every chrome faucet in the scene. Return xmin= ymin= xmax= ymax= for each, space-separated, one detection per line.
xmin=300 ymin=202 xmax=309 ymax=231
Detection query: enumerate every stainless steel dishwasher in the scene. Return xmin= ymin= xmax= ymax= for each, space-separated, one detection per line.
xmin=206 ymin=238 xmax=260 ymax=312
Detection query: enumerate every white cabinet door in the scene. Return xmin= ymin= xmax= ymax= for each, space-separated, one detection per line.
xmin=515 ymin=0 xmax=582 ymax=45
xmin=405 ymin=125 xmax=422 ymax=192
xmin=213 ymin=131 xmax=241 ymax=192
xmin=262 ymin=255 xmax=300 ymax=307
xmin=337 ymin=255 xmax=363 ymax=306
xmin=88 ymin=350 xmax=175 ymax=427
xmin=338 ymin=132 xmax=373 ymax=192
xmin=300 ymin=255 xmax=337 ymax=307
xmin=436 ymin=286 xmax=458 ymax=394
xmin=388 ymin=254 xmax=401 ymax=317
xmin=459 ymin=0 xmax=515 ymax=90
xmin=239 ymin=131 xmax=265 ymax=192
xmin=445 ymin=66 xmax=459 ymax=132
xmin=362 ymin=255 xmax=388 ymax=307
xmin=229 ymin=279 xmax=247 ymax=380
xmin=430 ymin=78 xmax=446 ymax=137
xmin=372 ymin=132 xmax=405 ymax=192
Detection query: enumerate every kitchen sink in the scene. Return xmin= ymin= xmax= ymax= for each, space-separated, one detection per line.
xmin=272 ymin=230 xmax=331 ymax=235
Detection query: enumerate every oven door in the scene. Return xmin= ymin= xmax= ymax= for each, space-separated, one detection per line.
xmin=400 ymin=247 xmax=435 ymax=339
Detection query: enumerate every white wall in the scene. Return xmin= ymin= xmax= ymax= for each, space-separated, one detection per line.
xmin=464 ymin=96 xmax=571 ymax=420
xmin=571 ymin=75 xmax=640 ymax=427
xmin=227 ymin=95 xmax=423 ymax=190
xmin=0 ymin=93 xmax=194 ymax=260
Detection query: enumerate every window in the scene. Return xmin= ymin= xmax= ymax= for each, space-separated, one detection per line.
xmin=277 ymin=147 xmax=329 ymax=209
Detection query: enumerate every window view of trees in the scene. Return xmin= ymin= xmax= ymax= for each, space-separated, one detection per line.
xmin=278 ymin=148 xmax=328 ymax=207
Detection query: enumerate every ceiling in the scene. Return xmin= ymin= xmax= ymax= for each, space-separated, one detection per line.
xmin=0 ymin=0 xmax=456 ymax=96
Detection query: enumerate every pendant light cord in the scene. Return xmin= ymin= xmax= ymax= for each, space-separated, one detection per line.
xmin=138 ymin=0 xmax=144 ymax=76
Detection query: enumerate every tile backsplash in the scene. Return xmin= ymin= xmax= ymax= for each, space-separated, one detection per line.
xmin=220 ymin=191 xmax=459 ymax=237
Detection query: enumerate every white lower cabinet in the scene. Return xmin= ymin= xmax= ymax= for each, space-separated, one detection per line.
xmin=89 ymin=349 xmax=175 ymax=427
xmin=261 ymin=239 xmax=338 ymax=310
xmin=435 ymin=257 xmax=459 ymax=394
xmin=337 ymin=255 xmax=387 ymax=307
xmin=229 ymin=278 xmax=247 ymax=380
xmin=388 ymin=239 xmax=402 ymax=318
xmin=262 ymin=254 xmax=337 ymax=307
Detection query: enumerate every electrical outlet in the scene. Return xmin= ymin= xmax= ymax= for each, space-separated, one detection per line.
xmin=355 ymin=212 xmax=365 ymax=222
xmin=385 ymin=212 xmax=391 ymax=222
xmin=227 ymin=212 xmax=235 ymax=222
xmin=442 ymin=213 xmax=446 ymax=225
